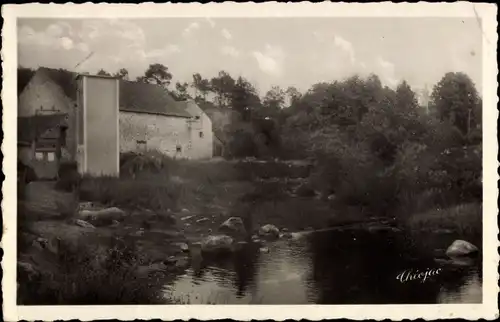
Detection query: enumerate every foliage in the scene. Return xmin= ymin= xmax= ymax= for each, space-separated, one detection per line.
xmin=210 ymin=70 xmax=236 ymax=107
xmin=55 ymin=161 xmax=80 ymax=192
xmin=114 ymin=68 xmax=129 ymax=80
xmin=18 ymin=237 xmax=161 ymax=305
xmin=96 ymin=69 xmax=111 ymax=76
xmin=280 ymin=72 xmax=482 ymax=224
xmin=430 ymin=72 xmax=481 ymax=135
xmin=406 ymin=203 xmax=482 ymax=243
xmin=191 ymin=73 xmax=212 ymax=100
xmin=137 ymin=63 xmax=173 ymax=87
xmin=120 ymin=150 xmax=179 ymax=177
xmin=262 ymin=85 xmax=286 ymax=113
xmin=173 ymin=81 xmax=191 ymax=100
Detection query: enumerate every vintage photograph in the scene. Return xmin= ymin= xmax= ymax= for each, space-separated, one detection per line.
xmin=2 ymin=2 xmax=498 ymax=321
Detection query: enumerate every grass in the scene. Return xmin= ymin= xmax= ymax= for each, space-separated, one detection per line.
xmin=18 ymin=234 xmax=166 ymax=305
xmin=406 ymin=203 xmax=482 ymax=239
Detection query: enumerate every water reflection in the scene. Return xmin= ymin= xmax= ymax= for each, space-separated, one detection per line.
xmin=163 ymin=230 xmax=482 ymax=304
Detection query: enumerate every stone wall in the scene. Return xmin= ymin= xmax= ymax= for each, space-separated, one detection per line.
xmin=119 ymin=111 xmax=192 ymax=158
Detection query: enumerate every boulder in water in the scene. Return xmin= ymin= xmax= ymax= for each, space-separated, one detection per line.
xmin=219 ymin=217 xmax=246 ymax=236
xmin=446 ymin=240 xmax=479 ymax=257
xmin=201 ymin=235 xmax=234 ymax=254
xmin=258 ymin=224 xmax=280 ymax=239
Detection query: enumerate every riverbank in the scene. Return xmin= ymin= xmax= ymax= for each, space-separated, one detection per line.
xmin=17 ymin=155 xmax=481 ymax=304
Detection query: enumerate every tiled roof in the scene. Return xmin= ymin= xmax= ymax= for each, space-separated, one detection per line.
xmin=119 ymin=81 xmax=191 ymax=118
xmin=18 ymin=113 xmax=68 ymax=143
xmin=33 ymin=67 xmax=191 ymax=118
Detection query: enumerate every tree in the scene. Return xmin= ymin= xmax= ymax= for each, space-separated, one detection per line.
xmin=285 ymin=86 xmax=302 ymax=107
xmin=114 ymin=68 xmax=129 ymax=80
xmin=210 ymin=71 xmax=236 ymax=108
xmin=262 ymin=86 xmax=286 ymax=113
xmin=174 ymin=82 xmax=191 ymax=100
xmin=139 ymin=63 xmax=173 ymax=87
xmin=230 ymin=76 xmax=261 ymax=119
xmin=191 ymin=73 xmax=211 ymax=100
xmin=395 ymin=80 xmax=419 ymax=116
xmin=430 ymin=72 xmax=480 ymax=135
xmin=97 ymin=69 xmax=111 ymax=76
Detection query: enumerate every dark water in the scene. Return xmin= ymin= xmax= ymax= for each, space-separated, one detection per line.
xmin=163 ymin=230 xmax=482 ymax=304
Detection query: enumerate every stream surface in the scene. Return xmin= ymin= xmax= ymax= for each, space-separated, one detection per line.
xmin=163 ymin=229 xmax=482 ymax=304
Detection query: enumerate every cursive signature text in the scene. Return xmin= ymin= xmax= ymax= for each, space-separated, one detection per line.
xmin=396 ymin=268 xmax=442 ymax=283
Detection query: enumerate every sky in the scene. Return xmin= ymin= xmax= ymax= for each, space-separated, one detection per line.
xmin=17 ymin=17 xmax=483 ymax=96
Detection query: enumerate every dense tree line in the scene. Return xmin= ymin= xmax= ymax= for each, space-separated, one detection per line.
xmin=18 ymin=63 xmax=482 ymax=160
xmin=18 ymin=63 xmax=482 ymax=220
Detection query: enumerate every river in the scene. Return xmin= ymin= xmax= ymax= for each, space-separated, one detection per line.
xmin=162 ymin=229 xmax=482 ymax=304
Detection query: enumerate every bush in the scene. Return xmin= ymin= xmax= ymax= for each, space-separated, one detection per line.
xmin=18 ymin=237 xmax=161 ymax=305
xmin=55 ymin=161 xmax=80 ymax=192
xmin=406 ymin=203 xmax=482 ymax=242
xmin=79 ymin=175 xmax=180 ymax=212
xmin=120 ymin=150 xmax=178 ymax=178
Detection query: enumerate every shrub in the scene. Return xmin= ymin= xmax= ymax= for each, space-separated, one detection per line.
xmin=406 ymin=203 xmax=482 ymax=242
xmin=55 ymin=161 xmax=80 ymax=192
xmin=18 ymin=237 xmax=161 ymax=305
xmin=120 ymin=150 xmax=179 ymax=177
xmin=79 ymin=175 xmax=180 ymax=212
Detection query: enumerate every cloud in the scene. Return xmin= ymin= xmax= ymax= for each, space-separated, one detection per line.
xmin=377 ymin=56 xmax=398 ymax=87
xmin=205 ymin=17 xmax=216 ymax=28
xmin=60 ymin=37 xmax=74 ymax=50
xmin=220 ymin=45 xmax=239 ymax=58
xmin=333 ymin=35 xmax=356 ymax=64
xmin=221 ymin=28 xmax=232 ymax=40
xmin=252 ymin=44 xmax=285 ymax=76
xmin=182 ymin=22 xmax=200 ymax=37
xmin=18 ymin=19 xmax=182 ymax=77
xmin=146 ymin=44 xmax=181 ymax=59
xmin=19 ymin=23 xmax=80 ymax=50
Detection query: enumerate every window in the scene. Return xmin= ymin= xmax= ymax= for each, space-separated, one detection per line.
xmin=195 ymin=116 xmax=200 ymax=120
xmin=35 ymin=152 xmax=44 ymax=160
xmin=199 ymin=131 xmax=204 ymax=138
xmin=176 ymin=145 xmax=182 ymax=153
xmin=47 ymin=152 xmax=55 ymax=162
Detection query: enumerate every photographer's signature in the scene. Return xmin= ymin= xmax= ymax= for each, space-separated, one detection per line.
xmin=396 ymin=268 xmax=442 ymax=283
